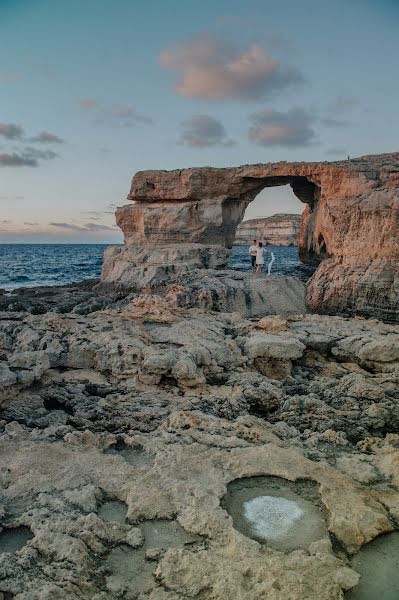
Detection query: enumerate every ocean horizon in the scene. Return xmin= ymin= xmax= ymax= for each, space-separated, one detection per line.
xmin=0 ymin=243 xmax=316 ymax=291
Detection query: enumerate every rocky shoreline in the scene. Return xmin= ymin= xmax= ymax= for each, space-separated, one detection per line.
xmin=1 ymin=151 xmax=398 ymax=599
xmin=1 ymin=276 xmax=399 ymax=599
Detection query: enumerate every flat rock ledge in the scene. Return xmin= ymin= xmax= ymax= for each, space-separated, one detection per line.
xmin=100 ymin=244 xmax=306 ymax=318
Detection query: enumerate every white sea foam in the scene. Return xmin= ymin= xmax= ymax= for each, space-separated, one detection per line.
xmin=243 ymin=495 xmax=304 ymax=540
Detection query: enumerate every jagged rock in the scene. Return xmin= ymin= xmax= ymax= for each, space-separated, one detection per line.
xmin=0 ymin=279 xmax=116 ymax=315
xmin=1 ymin=300 xmax=399 ymax=599
xmin=101 ymin=245 xmax=308 ymax=317
xmin=102 ymin=152 xmax=399 ymax=321
xmin=242 ymin=331 xmax=306 ymax=379
xmin=0 ymin=362 xmax=17 ymax=390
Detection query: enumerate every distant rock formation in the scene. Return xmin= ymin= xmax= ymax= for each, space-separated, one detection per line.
xmin=101 ymin=152 xmax=399 ymax=321
xmin=234 ymin=214 xmax=301 ymax=246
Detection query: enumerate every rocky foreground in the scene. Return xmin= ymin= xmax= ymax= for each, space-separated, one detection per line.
xmin=1 ymin=284 xmax=399 ymax=599
xmin=2 ymin=152 xmax=398 ymax=599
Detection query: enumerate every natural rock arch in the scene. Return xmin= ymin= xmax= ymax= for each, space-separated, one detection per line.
xmin=101 ymin=152 xmax=399 ymax=321
xmin=117 ymin=167 xmax=323 ymax=260
xmin=220 ymin=175 xmax=319 ymax=253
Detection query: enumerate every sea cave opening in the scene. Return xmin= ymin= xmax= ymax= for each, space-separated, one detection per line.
xmin=227 ymin=181 xmax=318 ymax=281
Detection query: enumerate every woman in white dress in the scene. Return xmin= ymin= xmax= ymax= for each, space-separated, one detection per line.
xmin=256 ymin=241 xmax=264 ymax=274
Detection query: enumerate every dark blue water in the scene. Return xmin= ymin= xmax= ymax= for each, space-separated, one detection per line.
xmin=0 ymin=244 xmax=315 ymax=290
xmin=0 ymin=244 xmax=112 ymax=290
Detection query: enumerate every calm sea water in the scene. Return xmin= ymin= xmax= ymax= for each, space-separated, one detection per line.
xmin=228 ymin=245 xmax=316 ymax=280
xmin=0 ymin=244 xmax=110 ymax=290
xmin=0 ymin=244 xmax=315 ymax=291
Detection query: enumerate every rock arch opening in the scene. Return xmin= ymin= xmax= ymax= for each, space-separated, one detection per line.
xmin=225 ymin=176 xmax=321 ymax=278
xmin=221 ymin=175 xmax=321 ymax=251
xmin=228 ymin=184 xmax=317 ymax=279
xmin=235 ymin=185 xmax=303 ymax=245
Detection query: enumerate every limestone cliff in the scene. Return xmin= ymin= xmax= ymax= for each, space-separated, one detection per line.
xmin=234 ymin=213 xmax=301 ymax=246
xmin=102 ymin=152 xmax=399 ymax=321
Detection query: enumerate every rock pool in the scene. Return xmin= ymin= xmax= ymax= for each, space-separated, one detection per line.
xmin=223 ymin=476 xmax=327 ymax=552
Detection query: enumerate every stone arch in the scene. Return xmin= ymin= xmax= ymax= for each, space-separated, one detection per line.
xmin=221 ymin=175 xmax=321 ymax=251
xmin=102 ymin=154 xmax=399 ymax=321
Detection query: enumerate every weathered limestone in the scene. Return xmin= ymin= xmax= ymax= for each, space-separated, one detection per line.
xmin=234 ymin=213 xmax=301 ymax=246
xmin=163 ymin=271 xmax=306 ymax=318
xmin=101 ymin=244 xmax=229 ymax=289
xmin=100 ymin=247 xmax=307 ymax=318
xmin=1 ymin=301 xmax=399 ymax=598
xmin=102 ymin=152 xmax=399 ymax=321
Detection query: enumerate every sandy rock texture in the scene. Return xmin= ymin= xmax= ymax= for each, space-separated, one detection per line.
xmin=101 ymin=152 xmax=399 ymax=321
xmin=1 ymin=295 xmax=399 ymax=599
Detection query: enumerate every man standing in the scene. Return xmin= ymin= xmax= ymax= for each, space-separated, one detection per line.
xmin=249 ymin=239 xmax=257 ymax=272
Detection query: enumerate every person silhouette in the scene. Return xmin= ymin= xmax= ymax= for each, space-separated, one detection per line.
xmin=256 ymin=241 xmax=264 ymax=274
xmin=249 ymin=239 xmax=257 ymax=273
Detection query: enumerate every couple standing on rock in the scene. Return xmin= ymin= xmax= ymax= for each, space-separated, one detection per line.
xmin=249 ymin=239 xmax=275 ymax=275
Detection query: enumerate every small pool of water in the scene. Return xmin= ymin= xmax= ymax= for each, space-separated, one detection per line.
xmin=104 ymin=519 xmax=198 ymax=596
xmin=105 ymin=545 xmax=154 ymax=596
xmin=98 ymin=500 xmax=128 ymax=523
xmin=105 ymin=442 xmax=153 ymax=467
xmin=223 ymin=476 xmax=327 ymax=552
xmin=139 ymin=519 xmax=197 ymax=550
xmin=346 ymin=532 xmax=399 ymax=600
xmin=0 ymin=526 xmax=33 ymax=553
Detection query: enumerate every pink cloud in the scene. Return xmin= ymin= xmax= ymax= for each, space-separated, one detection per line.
xmin=159 ymin=35 xmax=302 ymax=101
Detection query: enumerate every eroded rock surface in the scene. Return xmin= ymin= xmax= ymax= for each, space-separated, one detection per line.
xmin=101 ymin=152 xmax=399 ymax=321
xmin=100 ymin=251 xmax=307 ymax=318
xmin=1 ymin=294 xmax=399 ymax=599
xmin=234 ymin=214 xmax=301 ymax=246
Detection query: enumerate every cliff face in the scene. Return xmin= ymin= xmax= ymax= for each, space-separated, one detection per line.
xmin=102 ymin=152 xmax=399 ymax=321
xmin=234 ymin=214 xmax=301 ymax=246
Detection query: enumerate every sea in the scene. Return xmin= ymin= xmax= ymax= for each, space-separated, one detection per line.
xmin=0 ymin=244 xmax=317 ymax=291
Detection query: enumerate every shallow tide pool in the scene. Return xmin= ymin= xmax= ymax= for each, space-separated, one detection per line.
xmin=347 ymin=532 xmax=399 ymax=600
xmin=223 ymin=476 xmax=327 ymax=552
xmin=0 ymin=526 xmax=33 ymax=553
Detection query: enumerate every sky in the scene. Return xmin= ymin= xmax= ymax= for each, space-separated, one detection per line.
xmin=0 ymin=0 xmax=398 ymax=243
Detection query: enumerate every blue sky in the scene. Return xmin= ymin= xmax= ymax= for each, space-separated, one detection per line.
xmin=0 ymin=0 xmax=398 ymax=242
